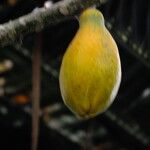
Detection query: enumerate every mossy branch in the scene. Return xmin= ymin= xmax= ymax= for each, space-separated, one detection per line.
xmin=0 ymin=0 xmax=108 ymax=47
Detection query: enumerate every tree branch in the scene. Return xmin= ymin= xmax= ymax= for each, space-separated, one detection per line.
xmin=0 ymin=0 xmax=108 ymax=47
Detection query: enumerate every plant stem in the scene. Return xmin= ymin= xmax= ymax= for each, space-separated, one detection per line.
xmin=32 ymin=34 xmax=42 ymax=150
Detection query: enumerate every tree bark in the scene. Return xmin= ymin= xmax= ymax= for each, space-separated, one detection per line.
xmin=0 ymin=0 xmax=108 ymax=47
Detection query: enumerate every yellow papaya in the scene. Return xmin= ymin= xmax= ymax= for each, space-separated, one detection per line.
xmin=59 ymin=8 xmax=121 ymax=119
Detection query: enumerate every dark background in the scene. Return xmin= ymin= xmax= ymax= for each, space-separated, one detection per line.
xmin=0 ymin=0 xmax=150 ymax=149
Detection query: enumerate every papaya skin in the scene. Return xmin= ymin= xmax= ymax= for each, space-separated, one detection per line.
xmin=59 ymin=8 xmax=121 ymax=119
